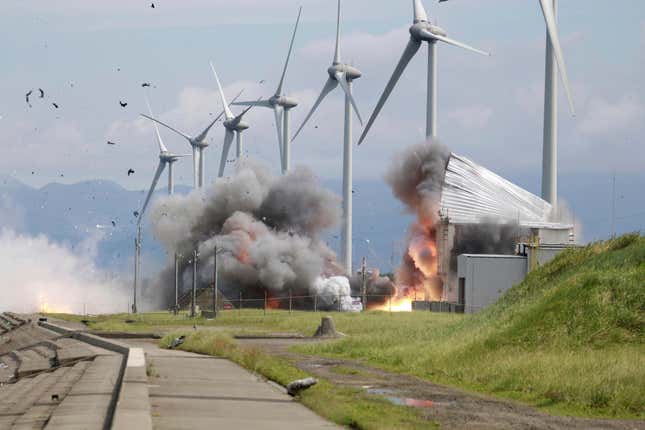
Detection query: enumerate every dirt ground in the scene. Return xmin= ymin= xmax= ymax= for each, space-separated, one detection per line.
xmin=235 ymin=337 xmax=645 ymax=430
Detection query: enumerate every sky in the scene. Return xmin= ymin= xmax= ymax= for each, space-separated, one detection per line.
xmin=1 ymin=0 xmax=643 ymax=233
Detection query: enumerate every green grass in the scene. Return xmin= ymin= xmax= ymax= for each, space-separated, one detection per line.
xmin=159 ymin=331 xmax=436 ymax=430
xmin=50 ymin=234 xmax=645 ymax=419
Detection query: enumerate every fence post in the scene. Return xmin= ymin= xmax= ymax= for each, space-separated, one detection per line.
xmin=338 ymin=295 xmax=341 ymax=312
xmin=289 ymin=289 xmax=293 ymax=315
xmin=239 ymin=291 xmax=242 ymax=316
xmin=314 ymin=294 xmax=318 ymax=313
xmin=264 ymin=291 xmax=267 ymax=316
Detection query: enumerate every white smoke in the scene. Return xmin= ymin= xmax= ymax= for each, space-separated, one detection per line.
xmin=314 ymin=276 xmax=354 ymax=311
xmin=0 ymin=229 xmax=129 ymax=314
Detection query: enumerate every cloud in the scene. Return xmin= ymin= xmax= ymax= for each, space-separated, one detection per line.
xmin=578 ymin=96 xmax=645 ymax=135
xmin=447 ymin=105 xmax=493 ymax=130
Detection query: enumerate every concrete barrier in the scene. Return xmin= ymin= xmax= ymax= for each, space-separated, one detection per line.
xmin=38 ymin=321 xmax=152 ymax=430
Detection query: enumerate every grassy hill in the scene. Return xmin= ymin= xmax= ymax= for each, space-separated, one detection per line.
xmin=303 ymin=233 xmax=645 ymax=417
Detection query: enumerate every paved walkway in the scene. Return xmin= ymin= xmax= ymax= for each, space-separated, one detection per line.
xmin=121 ymin=339 xmax=338 ymax=430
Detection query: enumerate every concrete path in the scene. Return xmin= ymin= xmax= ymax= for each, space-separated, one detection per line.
xmin=121 ymin=339 xmax=338 ymax=430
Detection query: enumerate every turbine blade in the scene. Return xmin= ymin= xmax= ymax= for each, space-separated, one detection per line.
xmin=273 ymin=106 xmax=284 ymax=163
xmin=335 ymin=71 xmax=363 ymax=125
xmin=276 ymin=6 xmax=303 ymax=96
xmin=539 ymin=0 xmax=575 ymax=114
xmin=422 ymin=31 xmax=490 ymax=56
xmin=292 ymin=77 xmax=338 ymax=142
xmin=218 ymin=130 xmax=235 ymax=177
xmin=210 ymin=61 xmax=234 ymax=120
xmin=334 ymin=0 xmax=342 ymax=63
xmin=139 ymin=161 xmax=166 ymax=222
xmin=413 ymin=0 xmax=428 ymax=23
xmin=195 ymin=89 xmax=246 ymax=142
xmin=144 ymin=96 xmax=168 ymax=153
xmin=231 ymin=100 xmax=272 ymax=108
xmin=231 ymin=98 xmax=260 ymax=127
xmin=140 ymin=114 xmax=192 ymax=141
xmin=358 ymin=38 xmax=421 ymax=145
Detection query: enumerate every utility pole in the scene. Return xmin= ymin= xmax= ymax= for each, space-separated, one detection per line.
xmin=174 ymin=253 xmax=180 ymax=315
xmin=191 ymin=249 xmax=198 ymax=318
xmin=361 ymin=257 xmax=367 ymax=311
xmin=611 ymin=172 xmax=616 ymax=238
xmin=213 ymin=245 xmax=218 ymax=317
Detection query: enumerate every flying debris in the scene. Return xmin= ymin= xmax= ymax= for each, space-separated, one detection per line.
xmin=111 ymin=221 xmax=116 ymax=227
xmin=133 ymin=211 xmax=140 ymax=218
xmin=119 ymin=101 xmax=128 ymax=108
xmin=141 ymin=82 xmax=152 ymax=88
xmin=38 ymin=88 xmax=45 ymax=98
xmin=25 ymin=90 xmax=33 ymax=106
xmin=259 ymin=80 xmax=266 ymax=84
xmin=107 ymin=141 xmax=116 ymax=145
xmin=127 ymin=169 xmax=135 ymax=176
xmin=52 ymin=103 xmax=59 ymax=109
xmin=150 ymin=3 xmax=155 ymax=8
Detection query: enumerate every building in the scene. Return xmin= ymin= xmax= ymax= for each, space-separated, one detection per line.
xmin=435 ymin=153 xmax=575 ymax=309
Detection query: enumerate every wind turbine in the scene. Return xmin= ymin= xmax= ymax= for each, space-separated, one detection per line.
xmin=132 ymin=100 xmax=190 ymax=313
xmin=140 ymin=92 xmax=241 ymax=189
xmin=210 ymin=62 xmax=257 ymax=178
xmin=232 ymin=7 xmax=302 ymax=174
xmin=358 ymin=0 xmax=489 ymax=145
xmin=437 ymin=0 xmax=575 ymax=208
xmin=291 ymin=0 xmax=364 ymax=274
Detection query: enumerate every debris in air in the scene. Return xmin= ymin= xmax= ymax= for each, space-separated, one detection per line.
xmin=133 ymin=211 xmax=140 ymax=218
xmin=52 ymin=103 xmax=59 ymax=109
xmin=107 ymin=141 xmax=116 ymax=145
xmin=127 ymin=169 xmax=135 ymax=176
xmin=38 ymin=88 xmax=44 ymax=98
xmin=119 ymin=101 xmax=128 ymax=108
xmin=150 ymin=3 xmax=155 ymax=8
xmin=25 ymin=90 xmax=33 ymax=106
xmin=141 ymin=83 xmax=152 ymax=88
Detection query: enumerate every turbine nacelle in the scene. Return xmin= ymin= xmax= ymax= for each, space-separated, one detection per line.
xmin=224 ymin=119 xmax=249 ymax=132
xmin=328 ymin=64 xmax=362 ymax=82
xmin=270 ymin=95 xmax=299 ymax=109
xmin=410 ymin=22 xmax=447 ymax=40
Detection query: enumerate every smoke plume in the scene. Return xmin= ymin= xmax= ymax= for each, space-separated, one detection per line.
xmin=0 ymin=229 xmax=129 ymax=314
xmin=149 ymin=161 xmax=348 ymax=308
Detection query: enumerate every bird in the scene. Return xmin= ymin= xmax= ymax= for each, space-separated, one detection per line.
xmin=127 ymin=168 xmax=135 ymax=176
xmin=52 ymin=103 xmax=59 ymax=109
xmin=38 ymin=88 xmax=44 ymax=98
xmin=107 ymin=141 xmax=116 ymax=145
xmin=141 ymin=82 xmax=151 ymax=88
xmin=119 ymin=101 xmax=128 ymax=108
xmin=25 ymin=90 xmax=33 ymax=106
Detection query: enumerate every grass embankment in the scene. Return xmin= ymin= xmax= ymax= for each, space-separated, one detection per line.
xmin=159 ymin=331 xmax=436 ymax=430
xmin=50 ymin=234 xmax=645 ymax=419
xmin=300 ymin=234 xmax=645 ymax=418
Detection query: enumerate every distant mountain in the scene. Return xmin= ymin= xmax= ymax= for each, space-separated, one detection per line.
xmin=1 ymin=171 xmax=642 ymax=281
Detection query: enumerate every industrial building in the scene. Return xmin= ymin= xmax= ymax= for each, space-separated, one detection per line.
xmin=435 ymin=153 xmax=575 ymax=312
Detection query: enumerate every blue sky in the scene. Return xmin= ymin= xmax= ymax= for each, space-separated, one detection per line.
xmin=1 ymin=0 xmax=643 ymax=237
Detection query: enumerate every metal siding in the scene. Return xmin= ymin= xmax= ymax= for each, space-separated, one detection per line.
xmin=440 ymin=153 xmax=571 ymax=230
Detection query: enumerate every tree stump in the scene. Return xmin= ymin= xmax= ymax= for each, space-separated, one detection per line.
xmin=313 ymin=316 xmax=341 ymax=338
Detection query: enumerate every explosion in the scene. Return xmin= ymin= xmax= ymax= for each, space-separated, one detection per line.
xmin=374 ymin=141 xmax=451 ymax=312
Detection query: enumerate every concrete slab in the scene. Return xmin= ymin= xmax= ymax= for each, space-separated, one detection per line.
xmin=120 ymin=339 xmax=337 ymax=430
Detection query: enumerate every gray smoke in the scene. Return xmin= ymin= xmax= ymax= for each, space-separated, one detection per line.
xmin=148 ymin=161 xmax=345 ymax=306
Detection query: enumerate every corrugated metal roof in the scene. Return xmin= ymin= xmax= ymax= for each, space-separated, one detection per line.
xmin=440 ymin=153 xmax=571 ymax=229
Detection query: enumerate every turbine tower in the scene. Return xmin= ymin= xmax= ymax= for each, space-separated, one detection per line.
xmin=140 ymin=92 xmax=240 ymax=189
xmin=359 ymin=0 xmax=489 ymax=145
xmin=210 ymin=62 xmax=256 ymax=178
xmin=292 ymin=0 xmax=364 ymax=274
xmin=233 ymin=7 xmax=302 ymax=174
xmin=436 ymin=0 xmax=575 ymax=208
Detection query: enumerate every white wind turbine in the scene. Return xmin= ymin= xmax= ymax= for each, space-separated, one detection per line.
xmin=132 ymin=100 xmax=190 ymax=313
xmin=232 ymin=7 xmax=302 ymax=174
xmin=358 ymin=0 xmax=489 ymax=145
xmin=210 ymin=62 xmax=257 ymax=178
xmin=291 ymin=0 xmax=364 ymax=274
xmin=438 ymin=0 xmax=575 ymax=208
xmin=140 ymin=91 xmax=241 ymax=189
